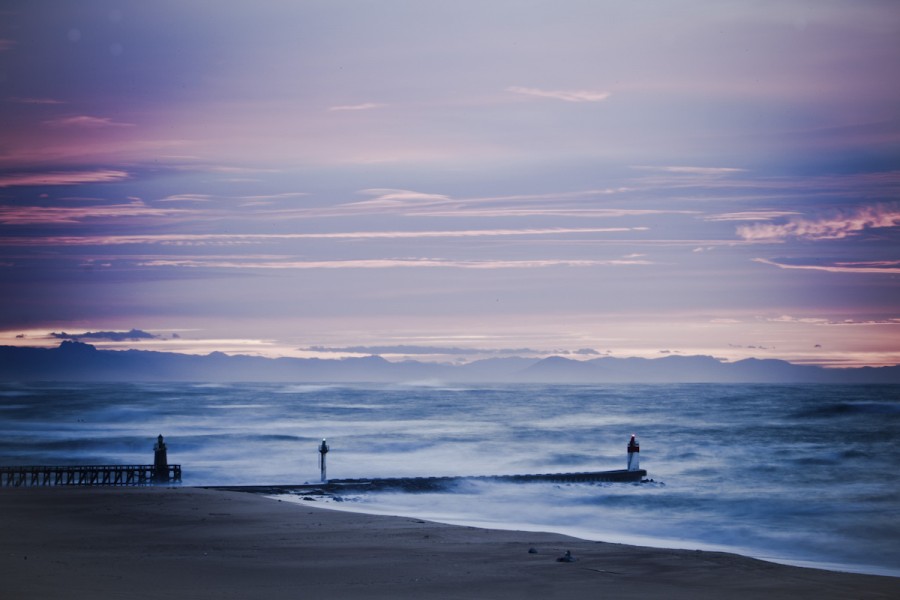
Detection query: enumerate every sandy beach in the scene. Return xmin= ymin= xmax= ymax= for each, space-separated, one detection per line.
xmin=0 ymin=487 xmax=896 ymax=599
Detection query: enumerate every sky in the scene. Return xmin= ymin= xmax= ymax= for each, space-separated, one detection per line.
xmin=1 ymin=0 xmax=898 ymax=368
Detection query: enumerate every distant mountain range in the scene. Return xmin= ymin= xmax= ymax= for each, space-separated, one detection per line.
xmin=1 ymin=341 xmax=898 ymax=384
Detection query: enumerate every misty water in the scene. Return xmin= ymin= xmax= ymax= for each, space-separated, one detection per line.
xmin=1 ymin=382 xmax=898 ymax=577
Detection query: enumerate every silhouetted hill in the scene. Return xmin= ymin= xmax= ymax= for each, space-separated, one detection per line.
xmin=1 ymin=342 xmax=898 ymax=384
xmin=521 ymin=355 xmax=837 ymax=383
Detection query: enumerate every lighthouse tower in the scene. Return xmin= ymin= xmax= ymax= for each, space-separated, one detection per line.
xmin=153 ymin=434 xmax=169 ymax=483
xmin=318 ymin=438 xmax=329 ymax=482
xmin=627 ymin=434 xmax=640 ymax=471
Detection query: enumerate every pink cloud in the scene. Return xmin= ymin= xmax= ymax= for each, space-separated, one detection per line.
xmin=767 ymin=314 xmax=830 ymax=324
xmin=159 ymin=193 xmax=213 ymax=202
xmin=334 ymin=187 xmax=689 ymax=220
xmin=0 ymin=200 xmax=191 ymax=225
xmin=766 ymin=314 xmax=900 ymax=326
xmin=0 ymin=227 xmax=649 ymax=247
xmin=328 ymin=103 xmax=384 ymax=111
xmin=352 ymin=188 xmax=452 ymax=208
xmin=753 ymin=258 xmax=900 ymax=274
xmin=137 ymin=257 xmax=653 ymax=270
xmin=632 ymin=166 xmax=746 ymax=176
xmin=705 ymin=210 xmax=802 ymax=222
xmin=506 ymin=86 xmax=611 ymax=103
xmin=0 ymin=170 xmax=128 ymax=188
xmin=738 ymin=204 xmax=900 ymax=241
xmin=299 ymin=227 xmax=643 ymax=240
xmin=42 ymin=115 xmax=134 ymax=128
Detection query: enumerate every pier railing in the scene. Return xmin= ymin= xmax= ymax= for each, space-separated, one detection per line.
xmin=0 ymin=464 xmax=181 ymax=487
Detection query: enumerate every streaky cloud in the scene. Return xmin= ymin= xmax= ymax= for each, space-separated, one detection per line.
xmin=0 ymin=227 xmax=643 ymax=246
xmin=414 ymin=208 xmax=682 ymax=218
xmin=738 ymin=204 xmax=900 ymax=241
xmin=352 ymin=188 xmax=452 ymax=208
xmin=705 ymin=210 xmax=802 ymax=222
xmin=767 ymin=314 xmax=830 ymax=324
xmin=306 ymin=344 xmax=539 ymax=356
xmin=328 ymin=103 xmax=384 ymax=111
xmin=333 ymin=187 xmax=688 ymax=220
xmin=156 ymin=191 xmax=307 ymax=204
xmin=767 ymin=315 xmax=900 ymax=326
xmin=0 ymin=169 xmax=128 ymax=188
xmin=632 ymin=165 xmax=746 ymax=176
xmin=137 ymin=257 xmax=654 ymax=270
xmin=507 ymin=86 xmax=611 ymax=103
xmin=8 ymin=97 xmax=65 ymax=105
xmin=465 ymin=188 xmax=630 ymax=202
xmin=159 ymin=193 xmax=213 ymax=202
xmin=285 ymin=227 xmax=641 ymax=240
xmin=202 ymin=165 xmax=283 ymax=174
xmin=0 ymin=233 xmax=759 ymax=249
xmin=237 ymin=192 xmax=308 ymax=202
xmin=753 ymin=258 xmax=900 ymax=274
xmin=42 ymin=115 xmax=134 ymax=128
xmin=0 ymin=200 xmax=191 ymax=225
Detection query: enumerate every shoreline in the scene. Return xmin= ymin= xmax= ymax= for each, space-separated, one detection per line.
xmin=1 ymin=487 xmax=897 ymax=599
xmin=208 ymin=483 xmax=899 ymax=579
xmin=272 ymin=491 xmax=900 ymax=580
xmin=290 ymin=497 xmax=900 ymax=579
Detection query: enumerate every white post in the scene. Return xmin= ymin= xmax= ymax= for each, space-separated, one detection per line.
xmin=318 ymin=438 xmax=329 ymax=482
xmin=627 ymin=434 xmax=640 ymax=471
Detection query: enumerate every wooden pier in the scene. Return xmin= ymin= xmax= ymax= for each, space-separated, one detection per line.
xmin=0 ymin=464 xmax=182 ymax=487
xmin=0 ymin=434 xmax=181 ymax=488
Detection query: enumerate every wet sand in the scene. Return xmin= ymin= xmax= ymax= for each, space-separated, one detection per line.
xmin=0 ymin=487 xmax=897 ymax=599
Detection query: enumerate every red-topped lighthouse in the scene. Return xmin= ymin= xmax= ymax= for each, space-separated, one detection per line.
xmin=627 ymin=434 xmax=640 ymax=471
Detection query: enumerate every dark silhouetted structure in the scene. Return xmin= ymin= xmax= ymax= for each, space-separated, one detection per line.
xmin=318 ymin=438 xmax=329 ymax=482
xmin=154 ymin=434 xmax=169 ymax=483
xmin=306 ymin=434 xmax=646 ymax=492
xmin=0 ymin=435 xmax=182 ymax=487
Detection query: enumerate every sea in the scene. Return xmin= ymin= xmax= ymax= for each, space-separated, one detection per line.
xmin=1 ymin=381 xmax=898 ymax=577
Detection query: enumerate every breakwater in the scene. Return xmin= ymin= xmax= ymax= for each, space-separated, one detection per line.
xmin=210 ymin=467 xmax=647 ymax=495
xmin=327 ymin=468 xmax=647 ymax=492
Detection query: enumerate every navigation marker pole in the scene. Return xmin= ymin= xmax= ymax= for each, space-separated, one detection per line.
xmin=318 ymin=438 xmax=329 ymax=483
xmin=627 ymin=434 xmax=640 ymax=471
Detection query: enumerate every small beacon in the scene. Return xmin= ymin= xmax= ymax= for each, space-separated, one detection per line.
xmin=318 ymin=438 xmax=330 ymax=483
xmin=627 ymin=434 xmax=640 ymax=471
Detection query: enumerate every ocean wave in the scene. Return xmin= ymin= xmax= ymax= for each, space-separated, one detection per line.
xmin=203 ymin=403 xmax=273 ymax=410
xmin=272 ymin=384 xmax=355 ymax=394
xmin=0 ymin=390 xmax=35 ymax=398
xmin=792 ymin=401 xmax=900 ymax=418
